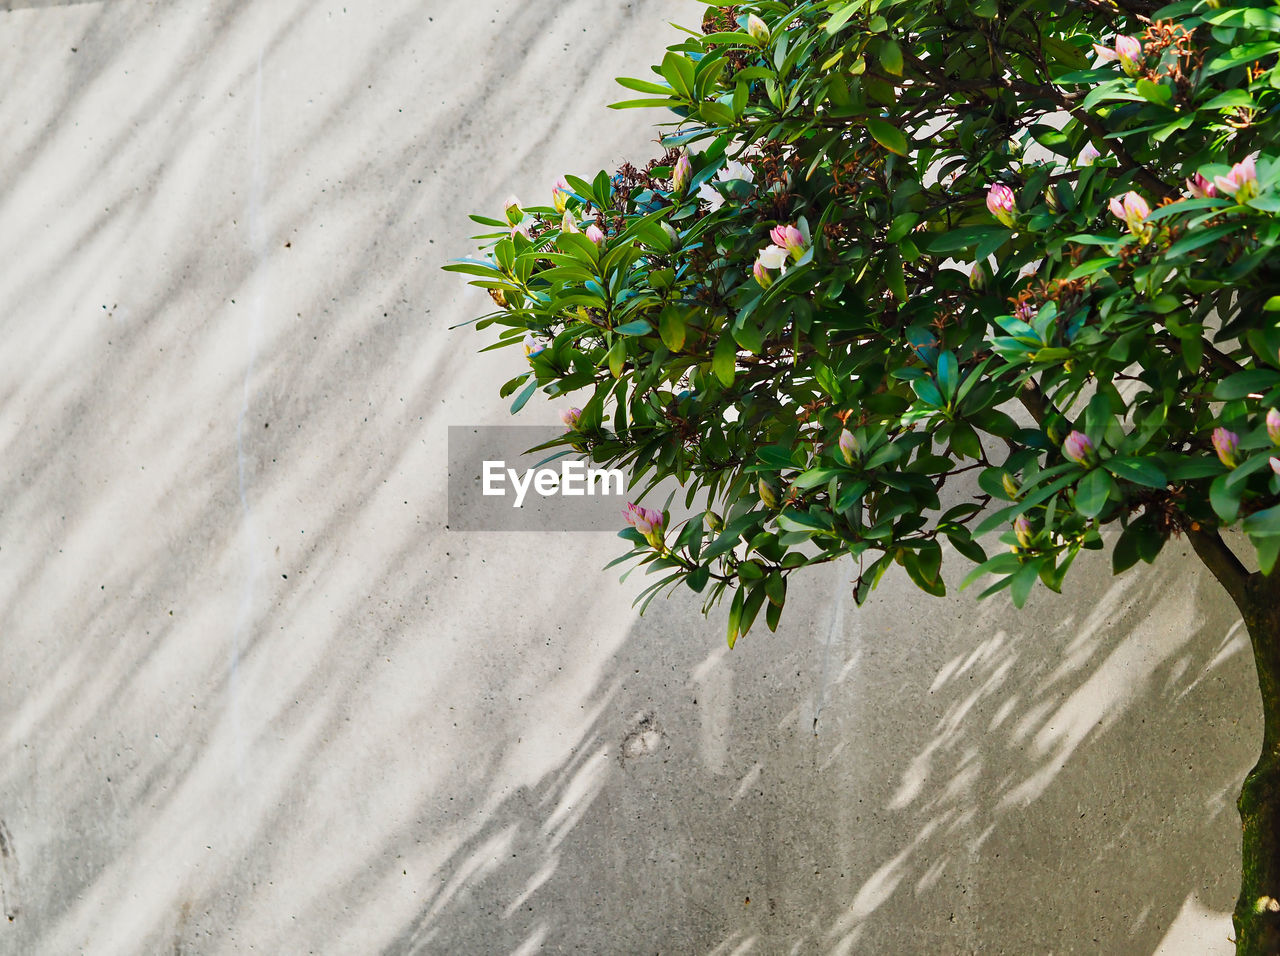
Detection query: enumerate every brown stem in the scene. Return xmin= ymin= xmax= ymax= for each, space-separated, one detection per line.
xmin=1017 ymin=378 xmax=1057 ymax=427
xmin=1203 ymin=342 xmax=1247 ymax=376
xmin=1064 ymin=105 xmax=1173 ymax=199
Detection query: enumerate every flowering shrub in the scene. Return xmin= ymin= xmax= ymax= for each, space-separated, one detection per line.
xmin=450 ymin=4 xmax=1280 ymax=944
xmin=454 ymin=0 xmax=1279 ymax=627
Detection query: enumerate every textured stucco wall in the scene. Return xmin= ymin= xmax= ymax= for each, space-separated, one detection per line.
xmin=0 ymin=1 xmax=1257 ymax=953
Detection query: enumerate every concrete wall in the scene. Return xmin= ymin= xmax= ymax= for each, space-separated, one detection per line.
xmin=0 ymin=1 xmax=1256 ymax=953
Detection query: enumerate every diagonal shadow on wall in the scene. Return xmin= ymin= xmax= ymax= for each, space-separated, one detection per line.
xmin=392 ymin=544 xmax=1253 ymax=954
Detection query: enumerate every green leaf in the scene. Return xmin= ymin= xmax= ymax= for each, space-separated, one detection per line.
xmin=1074 ymin=468 xmax=1113 ymax=519
xmin=607 ymin=337 xmax=626 ymax=378
xmin=1103 ymin=457 xmax=1167 ymax=488
xmin=1009 ymin=559 xmax=1044 ymax=608
xmin=659 ymin=308 xmax=686 ymax=351
xmin=1243 ymin=504 xmax=1280 ymax=537
xmin=927 ymin=227 xmax=1007 ymax=253
xmin=608 ymin=97 xmax=678 ymax=111
xmin=727 ymin=586 xmax=744 ymax=648
xmin=1255 ymin=536 xmax=1280 ymax=575
xmin=661 ymin=51 xmax=696 ymax=98
xmin=1134 ymin=78 xmax=1172 ymax=107
xmin=1066 ymin=257 xmax=1118 ymax=281
xmin=615 ymin=76 xmax=674 ymax=96
xmin=510 ymin=378 xmax=538 ymax=414
xmin=613 ymin=320 xmax=653 ymax=336
xmin=936 ymin=352 xmax=958 ymax=400
xmin=1200 ymin=88 xmax=1255 ymax=110
xmin=960 ymin=551 xmax=1022 ymax=591
xmin=1203 ymin=42 xmax=1280 ymax=79
xmin=1210 ymin=472 xmax=1242 ymax=523
xmin=794 ymin=467 xmax=844 ymax=490
xmin=1214 ymin=370 xmax=1280 ymax=401
xmin=1165 ymin=222 xmax=1240 ymax=259
xmin=712 ymin=332 xmax=737 ymax=386
xmin=866 ymin=117 xmax=909 ymax=156
xmin=765 ymin=571 xmax=787 ymax=607
xmin=765 ymin=596 xmax=783 ymax=632
xmin=703 ymin=511 xmax=766 ymax=561
xmin=824 ymin=2 xmax=859 ymax=35
xmin=879 ymin=38 xmax=903 ymax=76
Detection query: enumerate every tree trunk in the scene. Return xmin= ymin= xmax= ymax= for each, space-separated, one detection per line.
xmin=1189 ymin=530 xmax=1280 ymax=955
xmin=1234 ymin=578 xmax=1280 ymax=955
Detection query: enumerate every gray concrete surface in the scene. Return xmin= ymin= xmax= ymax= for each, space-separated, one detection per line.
xmin=0 ymin=1 xmax=1256 ymax=953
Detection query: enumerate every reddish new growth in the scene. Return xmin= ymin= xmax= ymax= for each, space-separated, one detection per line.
xmin=1008 ymin=276 xmax=1092 ymax=334
xmin=604 ymin=148 xmax=683 ymax=233
xmin=702 ymin=6 xmax=751 ymax=74
xmin=1141 ymin=21 xmax=1201 ymax=97
xmin=701 ymin=5 xmax=739 ymax=34
xmin=752 ymin=140 xmax=803 ymax=219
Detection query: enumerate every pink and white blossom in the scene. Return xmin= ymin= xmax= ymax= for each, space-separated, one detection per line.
xmin=1185 ymin=172 xmax=1217 ymax=199
xmin=986 ymin=183 xmax=1016 ymax=227
xmin=1214 ymin=154 xmax=1258 ymax=202
xmin=1108 ymin=190 xmax=1150 ymax=237
xmin=1094 ymin=35 xmax=1143 ymax=76
xmin=769 ymin=224 xmax=807 ymax=260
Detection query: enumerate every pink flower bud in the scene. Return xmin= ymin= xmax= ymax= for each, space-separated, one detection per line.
xmin=510 ymin=220 xmax=532 ymax=240
xmin=1185 ymin=172 xmax=1217 ymax=199
xmin=623 ymin=502 xmax=664 ymax=537
xmin=561 ymin=211 xmax=580 ymax=234
xmin=624 ymin=503 xmax=666 ymax=549
xmin=986 ymin=184 xmax=1016 ymax=227
xmin=1014 ymin=515 xmax=1034 ymax=549
xmin=969 ymin=264 xmax=987 ymax=291
xmin=585 ymin=224 xmax=605 ymax=247
xmin=1271 ymin=456 xmax=1280 ymax=476
xmin=552 ymin=177 xmax=572 ymax=214
xmin=672 ymin=152 xmax=692 ymax=194
xmin=1213 ymin=427 xmax=1240 ymax=469
xmin=752 ymin=258 xmax=772 ymax=288
xmin=1077 ymin=143 xmax=1101 ymax=167
xmin=1268 ymin=408 xmax=1280 ymax=446
xmin=769 ymin=223 xmax=807 ymax=260
xmin=560 ymin=407 xmax=583 ymax=429
xmin=747 ymin=13 xmax=770 ymax=42
xmin=1095 ymin=36 xmax=1143 ymax=75
xmin=1108 ymin=191 xmax=1150 ymax=237
xmin=504 ymin=195 xmax=523 ymax=226
xmin=1062 ymin=431 xmax=1095 ymax=468
xmin=838 ymin=428 xmax=858 ymax=465
xmin=1115 ymin=35 xmax=1143 ymax=75
xmin=758 ymin=478 xmax=780 ymax=509
xmin=524 ymin=333 xmax=550 ymax=359
xmin=1215 ymin=154 xmax=1258 ymax=202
